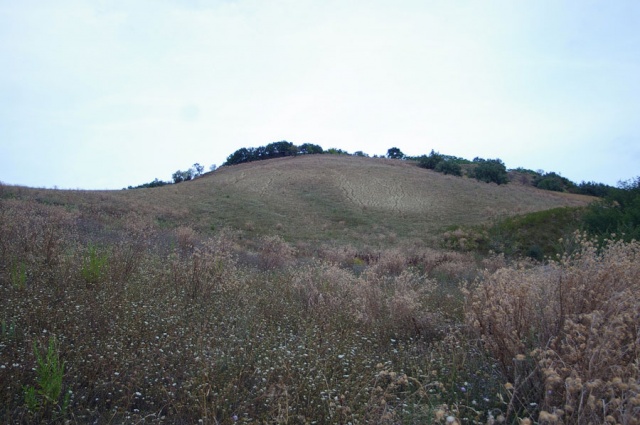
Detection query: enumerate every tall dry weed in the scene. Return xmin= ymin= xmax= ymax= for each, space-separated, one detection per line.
xmin=167 ymin=231 xmax=241 ymax=299
xmin=316 ymin=244 xmax=359 ymax=266
xmin=106 ymin=214 xmax=155 ymax=283
xmin=370 ymin=248 xmax=407 ymax=276
xmin=257 ymin=235 xmax=296 ymax=270
xmin=289 ymin=261 xmax=441 ymax=339
xmin=289 ymin=262 xmax=356 ymax=316
xmin=174 ymin=225 xmax=198 ymax=254
xmin=465 ymin=233 xmax=640 ymax=423
xmin=0 ymin=199 xmax=77 ymax=286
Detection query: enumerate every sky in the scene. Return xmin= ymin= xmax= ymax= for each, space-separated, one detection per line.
xmin=1 ymin=0 xmax=639 ymax=190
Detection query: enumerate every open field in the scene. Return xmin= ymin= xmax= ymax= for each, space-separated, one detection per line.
xmin=1 ymin=156 xmax=637 ymax=424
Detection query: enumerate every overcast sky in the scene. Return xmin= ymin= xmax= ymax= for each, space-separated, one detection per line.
xmin=1 ymin=1 xmax=639 ymax=189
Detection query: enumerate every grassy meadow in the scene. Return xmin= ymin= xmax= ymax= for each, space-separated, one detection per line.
xmin=1 ymin=156 xmax=638 ymax=424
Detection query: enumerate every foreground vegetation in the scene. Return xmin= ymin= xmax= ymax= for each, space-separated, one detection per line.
xmin=1 ymin=179 xmax=638 ymax=424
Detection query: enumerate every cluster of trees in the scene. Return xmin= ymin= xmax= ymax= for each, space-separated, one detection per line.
xmin=224 ymin=141 xmax=323 ymax=166
xmin=583 ymin=176 xmax=640 ymax=241
xmin=125 ymin=178 xmax=171 ymax=190
xmin=512 ymin=168 xmax=616 ymax=197
xmin=125 ymin=163 xmax=216 ymax=189
xmin=225 ymin=144 xmax=414 ymax=166
xmin=125 ymin=143 xmax=618 ymax=200
xmin=532 ymin=172 xmax=618 ymax=197
xmin=416 ymin=150 xmax=467 ymax=177
xmin=532 ymin=171 xmax=574 ymax=192
xmin=413 ymin=151 xmax=619 ymax=193
xmin=468 ymin=157 xmax=509 ymax=185
xmin=172 ymin=163 xmax=204 ymax=183
xmin=572 ymin=181 xmax=614 ymax=197
xmin=415 ymin=150 xmax=508 ymax=184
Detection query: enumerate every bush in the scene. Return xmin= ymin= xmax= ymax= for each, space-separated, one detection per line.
xmin=469 ymin=158 xmax=509 ymax=184
xmin=465 ymin=234 xmax=640 ymax=423
xmin=325 ymin=148 xmax=349 ymax=155
xmin=417 ymin=150 xmax=444 ymax=170
xmin=533 ymin=172 xmax=575 ymax=192
xmin=126 ymin=178 xmax=170 ymax=190
xmin=571 ymin=180 xmax=614 ymax=197
xmin=435 ymin=160 xmax=462 ymax=176
xmin=582 ymin=176 xmax=640 ymax=241
xmin=480 ymin=207 xmax=583 ymax=260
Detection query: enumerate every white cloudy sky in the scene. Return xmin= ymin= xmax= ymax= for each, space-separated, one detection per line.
xmin=1 ymin=0 xmax=639 ymax=189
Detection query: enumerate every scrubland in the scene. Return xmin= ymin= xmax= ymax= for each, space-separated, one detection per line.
xmin=0 ymin=161 xmax=637 ymax=424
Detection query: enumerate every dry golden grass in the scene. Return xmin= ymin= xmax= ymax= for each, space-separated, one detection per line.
xmin=466 ymin=233 xmax=640 ymax=424
xmin=2 ymin=159 xmax=621 ymax=424
xmin=1 ymin=195 xmax=499 ymax=423
xmin=0 ymin=155 xmax=596 ymax=249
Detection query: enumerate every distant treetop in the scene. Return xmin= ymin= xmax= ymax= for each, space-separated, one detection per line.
xmin=125 ymin=142 xmax=616 ymax=197
xmin=386 ymin=147 xmax=405 ymax=159
xmin=224 ymin=141 xmax=322 ymax=166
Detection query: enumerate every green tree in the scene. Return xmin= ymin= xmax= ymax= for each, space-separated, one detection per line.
xmin=225 ymin=147 xmax=254 ymax=165
xmin=533 ymin=172 xmax=575 ymax=192
xmin=470 ymin=158 xmax=509 ymax=185
xmin=265 ymin=141 xmax=297 ymax=158
xmin=435 ymin=160 xmax=462 ymax=176
xmin=298 ymin=143 xmax=324 ymax=155
xmin=572 ymin=181 xmax=613 ymax=197
xmin=126 ymin=178 xmax=170 ymax=190
xmin=417 ymin=150 xmax=444 ymax=170
xmin=192 ymin=163 xmax=205 ymax=177
xmin=172 ymin=169 xmax=194 ymax=183
xmin=326 ymin=148 xmax=349 ymax=155
xmin=386 ymin=147 xmax=404 ymax=159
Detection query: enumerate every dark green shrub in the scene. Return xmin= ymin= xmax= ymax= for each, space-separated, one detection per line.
xmin=469 ymin=158 xmax=509 ymax=185
xmin=435 ymin=160 xmax=462 ymax=176
xmin=571 ymin=181 xmax=614 ymax=197
xmin=326 ymin=148 xmax=349 ymax=155
xmin=533 ymin=172 xmax=575 ymax=192
xmin=582 ymin=177 xmax=640 ymax=241
xmin=446 ymin=208 xmax=584 ymax=259
xmin=417 ymin=150 xmax=444 ymax=170
xmin=298 ymin=143 xmax=323 ymax=155
xmin=386 ymin=147 xmax=405 ymax=159
xmin=126 ymin=178 xmax=170 ymax=190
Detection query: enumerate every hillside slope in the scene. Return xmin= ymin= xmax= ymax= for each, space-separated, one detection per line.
xmin=2 ymin=155 xmax=594 ymax=246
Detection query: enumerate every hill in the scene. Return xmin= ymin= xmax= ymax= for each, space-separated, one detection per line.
xmin=3 ymin=155 xmax=637 ymax=425
xmin=1 ymin=155 xmax=593 ymax=246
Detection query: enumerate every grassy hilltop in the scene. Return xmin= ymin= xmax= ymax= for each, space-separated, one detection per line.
xmin=1 ymin=156 xmax=638 ymax=424
xmin=4 ymin=155 xmax=593 ymax=246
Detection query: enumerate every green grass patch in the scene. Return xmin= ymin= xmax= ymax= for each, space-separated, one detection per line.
xmin=10 ymin=259 xmax=27 ymax=289
xmin=444 ymin=207 xmax=585 ymax=260
xmin=80 ymin=244 xmax=109 ymax=283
